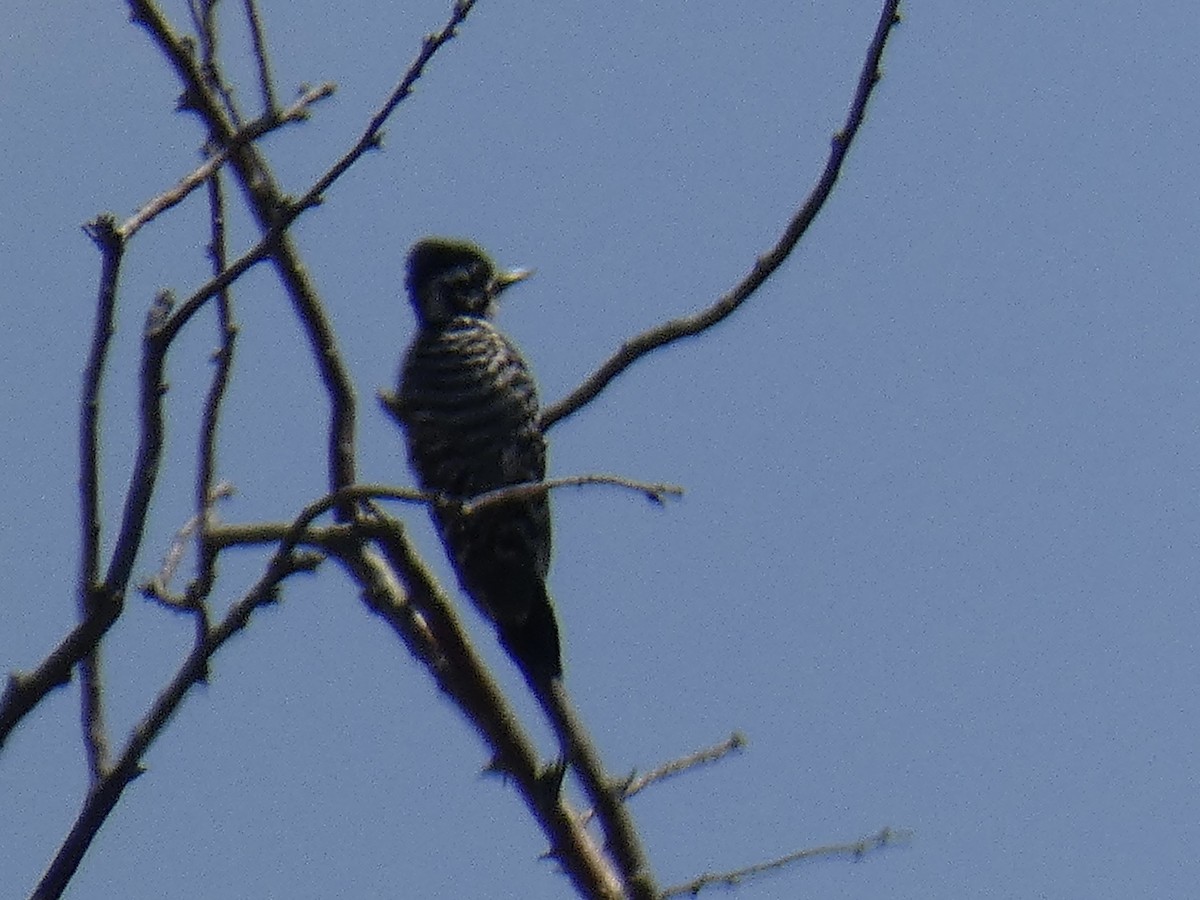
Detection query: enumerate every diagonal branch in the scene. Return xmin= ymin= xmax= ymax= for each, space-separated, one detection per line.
xmin=661 ymin=827 xmax=910 ymax=898
xmin=619 ymin=732 xmax=746 ymax=803
xmin=351 ymin=517 xmax=624 ymax=898
xmin=32 ymin=522 xmax=327 ymax=900
xmin=534 ymin=678 xmax=659 ymax=899
xmin=132 ymin=482 xmax=628 ymax=899
xmin=117 ymin=82 xmax=334 ymax=242
xmin=539 ymin=0 xmax=904 ymax=431
xmin=287 ymin=0 xmax=479 ymax=219
xmin=164 ymin=482 xmax=641 ymax=898
xmin=0 ymin=615 xmax=121 ymax=755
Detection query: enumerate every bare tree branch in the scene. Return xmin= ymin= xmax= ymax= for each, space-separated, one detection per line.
xmin=78 ymin=216 xmax=122 ymax=604
xmin=1 ymin=0 xmax=467 ymax=750
xmin=102 ymin=293 xmax=173 ymax=597
xmin=179 ymin=479 xmax=655 ymax=897
xmin=462 ymin=474 xmax=682 ymax=515
xmin=117 ymin=83 xmax=334 ymax=242
xmin=126 ymin=0 xmax=487 ymax=522
xmin=140 ymin=167 xmax=239 ymax=616
xmin=32 ymin=469 xmax=360 ymax=897
xmin=288 ymin=0 xmax=479 ymax=219
xmin=580 ymin=733 xmax=746 ymax=830
xmin=188 ymin=0 xmax=242 ymax=126
xmin=539 ymin=0 xmax=904 ymax=431
xmin=124 ymin=0 xmax=476 ymax=341
xmin=198 ymin=474 xmax=681 ymax=544
xmin=620 ymin=732 xmax=747 ymax=803
xmin=141 ymin=482 xmax=234 ymax=606
xmin=242 ymin=0 xmax=278 ymax=114
xmin=32 ymin=534 xmax=326 ymax=900
xmin=533 ymin=678 xmax=658 ymax=899
xmin=661 ymin=827 xmax=911 ymax=898
xmin=187 ymin=167 xmax=238 ymax=610
xmin=0 ymin=615 xmax=116 ymax=753
xmin=75 ymin=215 xmax=124 ymax=781
xmin=156 ymin=230 xmax=276 ymax=342
xmin=0 ymin=216 xmax=127 ymax=752
xmin=314 ymin=509 xmax=627 ymax=899
xmin=352 ymin=521 xmax=626 ymax=897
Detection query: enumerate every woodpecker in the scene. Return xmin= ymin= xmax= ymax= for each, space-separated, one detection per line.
xmin=381 ymin=237 xmax=562 ymax=684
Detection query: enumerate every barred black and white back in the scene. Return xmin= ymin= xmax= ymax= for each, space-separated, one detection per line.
xmin=382 ymin=238 xmax=562 ymax=683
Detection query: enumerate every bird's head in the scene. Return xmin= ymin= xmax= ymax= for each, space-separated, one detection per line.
xmin=405 ymin=237 xmax=532 ymax=326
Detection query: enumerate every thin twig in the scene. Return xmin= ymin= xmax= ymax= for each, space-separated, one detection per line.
xmin=286 ymin=0 xmax=478 ymax=219
xmin=461 ymin=474 xmax=682 ymax=515
xmin=141 ymin=482 xmax=235 ymax=606
xmin=580 ymin=733 xmax=746 ymax=829
xmin=660 ymin=827 xmax=911 ymax=898
xmin=620 ymin=732 xmax=746 ymax=802
xmin=117 ymin=83 xmax=334 ymax=242
xmin=188 ymin=0 xmax=242 ymax=127
xmin=187 ymin=166 xmax=237 ymax=612
xmin=74 ymin=216 xmax=125 ymax=782
xmin=195 ymin=475 xmax=680 ymax=545
xmin=156 ymin=229 xmax=275 ymax=343
xmin=242 ymin=0 xmax=278 ymax=114
xmin=539 ymin=0 xmax=904 ymax=431
xmin=78 ymin=656 xmax=110 ymax=783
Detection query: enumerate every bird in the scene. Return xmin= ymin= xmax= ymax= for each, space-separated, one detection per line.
xmin=380 ymin=237 xmax=562 ymax=684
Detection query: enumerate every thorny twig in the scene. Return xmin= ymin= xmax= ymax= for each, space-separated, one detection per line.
xmin=661 ymin=827 xmax=911 ymax=898
xmin=621 ymin=732 xmax=747 ymax=804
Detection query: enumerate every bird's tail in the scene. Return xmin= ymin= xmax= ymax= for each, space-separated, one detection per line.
xmin=498 ymin=585 xmax=563 ymax=684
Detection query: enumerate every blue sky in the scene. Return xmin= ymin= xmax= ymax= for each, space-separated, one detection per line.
xmin=3 ymin=2 xmax=1199 ymax=898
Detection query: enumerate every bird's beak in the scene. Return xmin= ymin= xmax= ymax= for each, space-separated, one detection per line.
xmin=495 ymin=267 xmax=534 ymax=293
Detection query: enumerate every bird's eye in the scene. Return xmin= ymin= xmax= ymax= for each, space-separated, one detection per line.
xmin=440 ymin=265 xmax=472 ymax=288
xmin=446 ymin=262 xmax=491 ymax=293
xmin=429 ymin=263 xmax=492 ymax=316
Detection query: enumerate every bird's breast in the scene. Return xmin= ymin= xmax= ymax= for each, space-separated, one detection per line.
xmin=396 ymin=318 xmax=545 ymax=496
